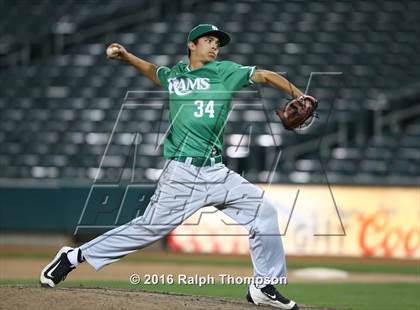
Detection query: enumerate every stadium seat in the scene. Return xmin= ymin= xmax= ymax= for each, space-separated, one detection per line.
xmin=0 ymin=0 xmax=419 ymax=185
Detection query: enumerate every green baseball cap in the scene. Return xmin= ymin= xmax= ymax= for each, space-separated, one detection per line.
xmin=187 ymin=24 xmax=231 ymax=47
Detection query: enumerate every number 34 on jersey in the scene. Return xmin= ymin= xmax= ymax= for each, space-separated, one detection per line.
xmin=194 ymin=100 xmax=215 ymax=118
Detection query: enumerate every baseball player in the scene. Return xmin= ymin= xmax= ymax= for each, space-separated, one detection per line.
xmin=40 ymin=24 xmax=317 ymax=310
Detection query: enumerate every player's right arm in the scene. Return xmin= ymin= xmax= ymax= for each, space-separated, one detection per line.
xmin=106 ymin=43 xmax=161 ymax=86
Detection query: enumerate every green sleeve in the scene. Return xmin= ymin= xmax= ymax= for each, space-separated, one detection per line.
xmin=156 ymin=66 xmax=171 ymax=90
xmin=218 ymin=61 xmax=256 ymax=91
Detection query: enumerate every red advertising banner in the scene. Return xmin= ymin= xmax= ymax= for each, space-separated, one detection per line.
xmin=168 ymin=185 xmax=420 ymax=259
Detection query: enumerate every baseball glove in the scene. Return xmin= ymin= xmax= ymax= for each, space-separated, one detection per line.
xmin=276 ymin=95 xmax=318 ymax=130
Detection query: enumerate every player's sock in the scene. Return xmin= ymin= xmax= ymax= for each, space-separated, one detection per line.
xmin=67 ymin=248 xmax=84 ymax=267
xmin=78 ymin=248 xmax=85 ymax=263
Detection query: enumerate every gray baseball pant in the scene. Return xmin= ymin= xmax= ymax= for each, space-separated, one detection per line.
xmin=80 ymin=159 xmax=287 ymax=285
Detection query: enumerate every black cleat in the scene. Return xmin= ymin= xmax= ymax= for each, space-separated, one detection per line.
xmin=247 ymin=284 xmax=299 ymax=309
xmin=40 ymin=246 xmax=75 ymax=288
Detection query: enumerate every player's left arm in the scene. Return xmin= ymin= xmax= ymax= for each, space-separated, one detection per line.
xmin=251 ymin=69 xmax=304 ymax=99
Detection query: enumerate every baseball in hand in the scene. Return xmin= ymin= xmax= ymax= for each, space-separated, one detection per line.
xmin=106 ymin=46 xmax=119 ymax=57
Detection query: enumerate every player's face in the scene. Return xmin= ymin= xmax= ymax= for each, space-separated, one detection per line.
xmin=194 ymin=36 xmax=220 ymax=62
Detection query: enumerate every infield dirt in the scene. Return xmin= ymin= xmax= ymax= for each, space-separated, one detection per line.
xmin=1 ymin=286 xmax=337 ymax=310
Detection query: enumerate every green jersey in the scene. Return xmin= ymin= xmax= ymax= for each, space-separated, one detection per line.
xmin=156 ymin=60 xmax=255 ymax=158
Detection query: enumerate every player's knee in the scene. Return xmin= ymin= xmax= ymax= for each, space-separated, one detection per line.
xmin=254 ymin=199 xmax=279 ymax=232
xmin=260 ymin=199 xmax=278 ymax=219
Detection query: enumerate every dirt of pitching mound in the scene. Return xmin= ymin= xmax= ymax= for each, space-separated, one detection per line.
xmin=0 ymin=286 xmax=338 ymax=310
